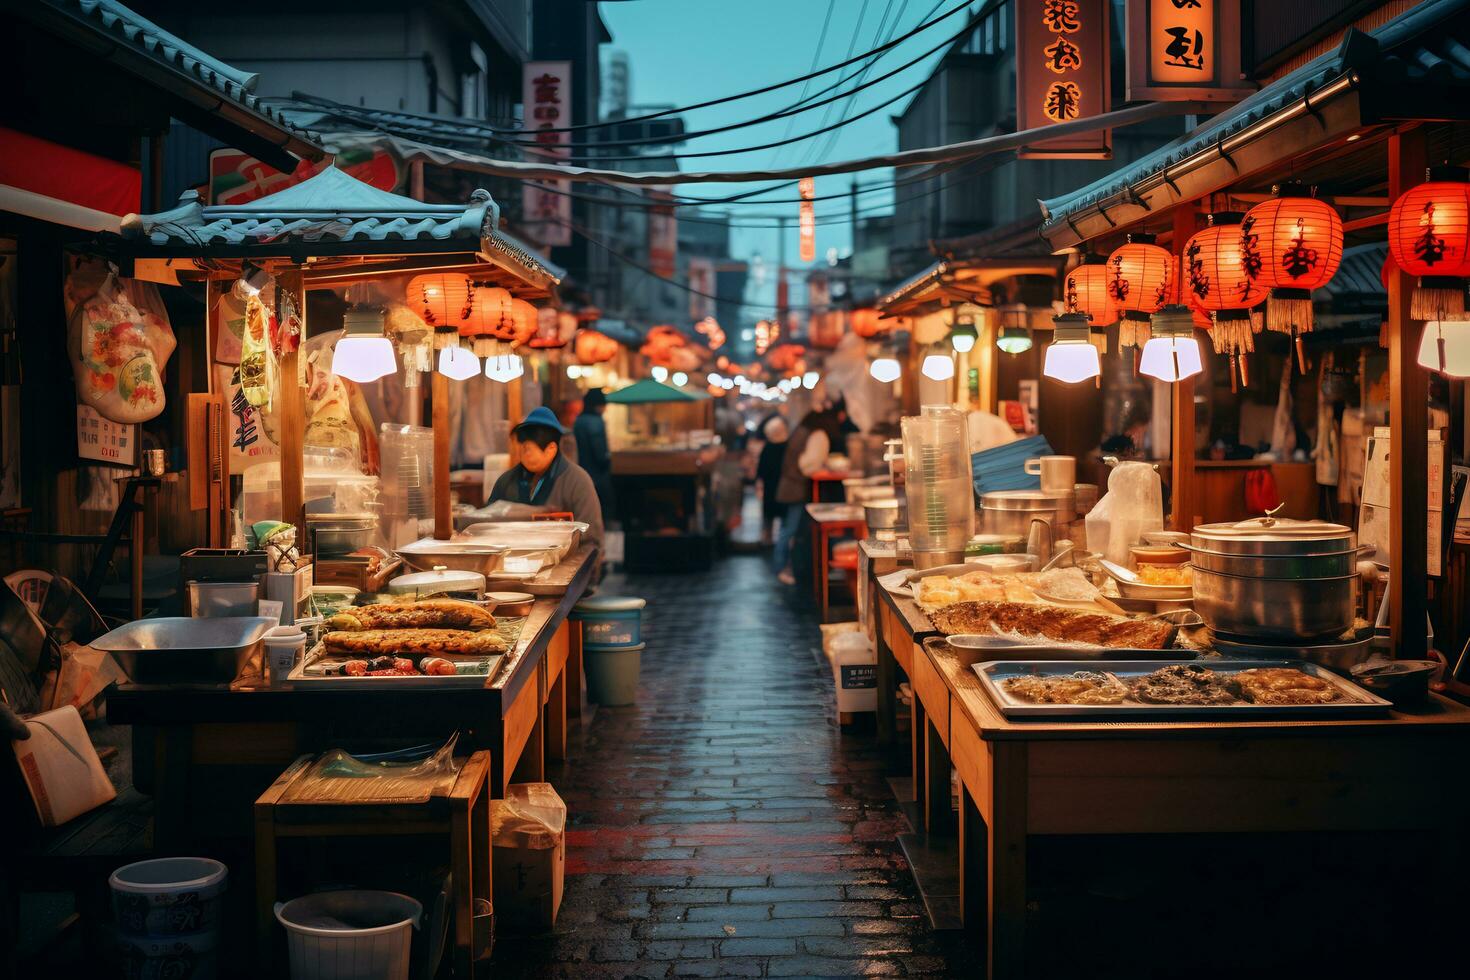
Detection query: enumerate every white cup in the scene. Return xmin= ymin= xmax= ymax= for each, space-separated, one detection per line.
xmin=1025 ymin=455 xmax=1077 ymax=492
xmin=263 ymin=625 xmax=306 ymax=687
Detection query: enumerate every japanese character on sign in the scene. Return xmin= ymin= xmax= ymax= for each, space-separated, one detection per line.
xmin=1044 ymin=81 xmax=1082 ymax=122
xmin=1162 ymin=26 xmax=1206 ymax=70
xmin=1044 ymin=36 xmax=1082 ymax=73
xmin=1042 ymin=0 xmax=1081 ymax=33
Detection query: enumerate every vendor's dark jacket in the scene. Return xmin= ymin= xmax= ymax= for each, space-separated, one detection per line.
xmin=488 ymin=453 xmax=605 ymax=553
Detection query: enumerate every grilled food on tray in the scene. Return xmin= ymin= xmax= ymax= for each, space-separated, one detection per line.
xmin=327 ymin=599 xmax=495 ymax=633
xmin=1001 ymin=670 xmax=1129 ymax=705
xmin=929 ymin=600 xmax=1176 ymax=649
xmin=915 ymin=570 xmax=1037 ymax=611
xmin=1129 ymin=664 xmax=1238 ymax=705
xmin=323 ymin=628 xmax=508 ymax=657
xmin=1233 ymin=667 xmax=1340 ymax=705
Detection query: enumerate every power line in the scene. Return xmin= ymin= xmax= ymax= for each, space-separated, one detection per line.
xmin=768 ymin=0 xmax=839 ymax=166
xmin=499 ymin=0 xmax=973 ymax=136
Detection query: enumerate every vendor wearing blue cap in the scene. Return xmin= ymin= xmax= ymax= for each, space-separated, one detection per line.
xmin=488 ymin=406 xmax=604 ymax=553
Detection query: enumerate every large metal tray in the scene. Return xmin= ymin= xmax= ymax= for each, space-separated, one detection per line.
xmin=973 ymin=659 xmax=1393 ymax=719
xmin=94 ymin=616 xmax=276 ymax=684
xmin=944 ymin=634 xmax=1196 ymax=661
xmin=290 ymin=647 xmax=504 ymax=689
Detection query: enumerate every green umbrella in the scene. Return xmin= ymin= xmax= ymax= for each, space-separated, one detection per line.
xmin=605 ymin=379 xmax=701 ymax=404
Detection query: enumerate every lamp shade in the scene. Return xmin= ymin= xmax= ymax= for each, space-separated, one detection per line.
xmin=436 ymin=344 xmax=480 ymax=381
xmin=484 ymin=353 xmax=525 ymax=383
xmin=1242 ymin=187 xmax=1342 ymax=335
xmin=1064 ymin=258 xmax=1117 ymax=326
xmin=1388 ymin=166 xmax=1470 ymax=319
xmin=997 ymin=326 xmax=1033 ymax=354
xmin=1139 ymin=306 xmax=1204 ymax=383
xmin=1106 ymin=234 xmax=1174 ymax=341
xmin=1418 ymin=319 xmax=1470 ymax=377
xmin=869 ymin=356 xmax=901 ymax=383
xmin=921 ymin=353 xmax=955 ymax=380
xmin=1043 ymin=313 xmax=1101 ymax=384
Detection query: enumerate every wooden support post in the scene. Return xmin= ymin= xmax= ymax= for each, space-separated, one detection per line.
xmin=1388 ymin=129 xmax=1430 ymax=658
xmin=276 ymin=270 xmax=307 ymax=535
xmin=506 ymin=373 xmax=524 ymax=467
xmin=432 ymin=369 xmax=452 ymax=540
xmin=1171 ymin=204 xmax=1200 ymax=530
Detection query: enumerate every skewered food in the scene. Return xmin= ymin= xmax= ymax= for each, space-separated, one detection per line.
xmin=327 ymin=599 xmax=495 ymax=633
xmin=929 ymin=600 xmax=1177 ymax=649
xmin=1001 ymin=671 xmax=1129 ymax=704
xmin=1234 ymin=667 xmax=1340 ymax=705
xmin=1130 ymin=664 xmax=1238 ymax=705
xmin=324 ymin=628 xmax=508 ymax=657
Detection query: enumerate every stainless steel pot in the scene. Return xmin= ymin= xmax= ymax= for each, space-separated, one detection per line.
xmin=980 ymin=490 xmax=1076 ymax=538
xmin=864 ymin=498 xmax=902 ymax=530
xmin=1190 ymin=518 xmax=1354 ymax=556
xmin=1185 ymin=546 xmax=1362 ymax=579
xmin=1192 ymin=566 xmax=1356 ymax=641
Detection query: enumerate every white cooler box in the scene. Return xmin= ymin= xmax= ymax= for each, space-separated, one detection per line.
xmin=830 ymin=632 xmax=877 ymax=713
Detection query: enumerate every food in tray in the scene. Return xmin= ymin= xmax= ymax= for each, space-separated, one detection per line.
xmin=1129 ymin=664 xmax=1238 ymax=705
xmin=915 ymin=570 xmax=1037 ymax=610
xmin=323 ymin=628 xmax=508 ymax=657
xmin=929 ymin=600 xmax=1177 ymax=649
xmin=326 ymin=599 xmax=495 ymax=633
xmin=1233 ymin=667 xmax=1340 ymax=705
xmin=1000 ymin=670 xmax=1129 ymax=704
xmin=1136 ymin=564 xmax=1192 ymax=586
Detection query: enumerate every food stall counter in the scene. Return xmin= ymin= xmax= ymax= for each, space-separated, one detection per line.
xmin=108 ymin=548 xmax=597 ymax=844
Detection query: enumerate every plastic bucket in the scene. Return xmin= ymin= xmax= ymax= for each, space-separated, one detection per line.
xmin=116 ymin=927 xmax=218 ymax=980
xmin=275 ymin=890 xmax=421 ymax=980
xmin=584 ymin=642 xmax=643 ymax=705
xmin=110 ymin=857 xmax=227 ymax=937
xmin=572 ymin=595 xmax=646 ymax=649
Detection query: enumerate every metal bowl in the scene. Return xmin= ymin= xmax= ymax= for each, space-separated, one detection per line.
xmin=396 ymin=538 xmax=509 ymax=576
xmin=864 ymin=498 xmax=902 ymax=530
xmin=92 ymin=616 xmax=276 ymax=684
xmin=1211 ymin=634 xmax=1379 ymax=675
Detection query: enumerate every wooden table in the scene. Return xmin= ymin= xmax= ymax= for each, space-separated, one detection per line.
xmin=805 ymin=502 xmax=865 ymax=623
xmin=109 ymin=550 xmax=596 ymax=847
xmin=255 ymin=750 xmax=493 ymax=977
xmin=885 ymin=614 xmax=1470 ymax=978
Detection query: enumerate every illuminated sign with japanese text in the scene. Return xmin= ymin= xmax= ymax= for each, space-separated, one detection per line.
xmin=522 ymin=61 xmax=573 ymax=248
xmin=1126 ymin=0 xmax=1253 ymax=102
xmin=1016 ymin=0 xmax=1112 ymax=159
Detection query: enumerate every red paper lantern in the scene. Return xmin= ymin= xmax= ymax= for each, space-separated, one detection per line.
xmin=1064 ymin=257 xmax=1116 ymax=327
xmin=508 ymin=298 xmax=538 ymax=348
xmin=1241 ymin=185 xmax=1342 ymax=335
xmin=406 ymin=274 xmax=471 ymax=348
xmin=1388 ymin=165 xmax=1470 ymax=319
xmin=462 ymin=285 xmax=515 ymax=354
xmin=850 ymin=308 xmax=883 ymax=338
xmin=1106 ymin=233 xmax=1174 ymax=347
xmin=573 ymin=329 xmax=619 ymax=364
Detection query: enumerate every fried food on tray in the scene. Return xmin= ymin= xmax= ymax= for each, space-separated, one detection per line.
xmin=1136 ymin=564 xmax=1192 ymax=586
xmin=1233 ymin=667 xmax=1340 ymax=705
xmin=1129 ymin=664 xmax=1238 ymax=705
xmin=929 ymin=600 xmax=1177 ymax=649
xmin=914 ymin=570 xmax=1037 ymax=610
xmin=327 ymin=599 xmax=495 ymax=633
xmin=323 ymin=628 xmax=508 ymax=657
xmin=1001 ymin=671 xmax=1129 ymax=704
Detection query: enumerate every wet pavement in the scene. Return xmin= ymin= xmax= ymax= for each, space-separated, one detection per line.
xmin=494 ymin=552 xmax=963 ymax=978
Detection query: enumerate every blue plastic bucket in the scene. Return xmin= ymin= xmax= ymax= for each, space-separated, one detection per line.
xmin=572 ymin=595 xmax=646 ymax=649
xmin=583 ymin=643 xmax=644 ymax=705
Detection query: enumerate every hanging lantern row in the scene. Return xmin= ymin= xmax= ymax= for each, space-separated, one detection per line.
xmin=1241 ymin=183 xmax=1343 ymax=365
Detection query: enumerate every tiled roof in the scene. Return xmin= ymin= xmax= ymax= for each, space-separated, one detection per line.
xmin=38 ymin=0 xmax=322 ymax=151
xmin=1039 ymin=0 xmax=1470 ymax=238
xmin=119 ymin=164 xmax=561 ymax=285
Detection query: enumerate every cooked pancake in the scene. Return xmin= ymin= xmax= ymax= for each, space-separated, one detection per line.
xmin=327 ymin=599 xmax=495 ymax=633
xmin=929 ymin=600 xmax=1176 ymax=649
xmin=1130 ymin=664 xmax=1238 ymax=705
xmin=1233 ymin=667 xmax=1340 ymax=705
xmin=1001 ymin=671 xmax=1129 ymax=705
xmin=323 ymin=628 xmax=507 ymax=657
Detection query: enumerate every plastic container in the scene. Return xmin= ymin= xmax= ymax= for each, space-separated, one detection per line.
xmin=111 ymin=857 xmax=228 ymax=937
xmin=274 ymin=890 xmax=421 ymax=980
xmin=572 ymin=595 xmax=647 ymax=649
xmin=830 ymin=632 xmax=876 ymax=713
xmin=263 ymin=625 xmax=307 ymax=688
xmin=584 ymin=642 xmax=644 ymax=705
xmin=902 ymin=405 xmax=975 ymax=568
xmin=241 ymin=446 xmax=378 ymax=531
xmin=116 ymin=927 xmax=217 ymax=980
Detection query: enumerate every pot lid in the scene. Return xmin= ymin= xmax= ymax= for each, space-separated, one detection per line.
xmin=981 ymin=490 xmax=1074 ymax=510
xmin=1194 ymin=517 xmax=1351 ymax=540
xmin=574 ymin=595 xmax=647 ymax=612
xmin=388 ymin=566 xmax=487 ymax=594
xmin=865 ymin=498 xmax=900 ymax=510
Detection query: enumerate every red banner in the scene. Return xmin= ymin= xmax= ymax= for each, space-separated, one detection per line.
xmin=0 ymin=127 xmax=139 ymax=216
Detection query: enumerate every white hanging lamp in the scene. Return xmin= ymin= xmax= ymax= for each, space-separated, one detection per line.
xmin=332 ymin=309 xmax=397 ymax=383
xmin=1042 ymin=313 xmax=1101 ymax=384
xmin=1139 ymin=305 xmax=1204 ymax=383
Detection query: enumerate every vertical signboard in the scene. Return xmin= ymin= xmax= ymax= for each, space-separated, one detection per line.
xmin=1126 ymin=0 xmax=1252 ymax=101
xmin=688 ymin=257 xmax=715 ymax=320
xmin=798 ymin=178 xmax=816 ymax=264
xmin=522 ymin=61 xmax=573 ymax=248
xmin=1016 ymin=0 xmax=1112 ymax=159
xmin=647 ymin=191 xmax=677 ymax=278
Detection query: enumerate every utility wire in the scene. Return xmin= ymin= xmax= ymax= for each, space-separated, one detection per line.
xmin=767 ymin=0 xmax=839 ymax=166
xmin=494 ymin=0 xmax=973 ymax=136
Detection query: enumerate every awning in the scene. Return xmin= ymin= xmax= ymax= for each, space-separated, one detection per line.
xmin=606 ymin=379 xmax=701 ymax=404
xmin=1039 ymin=0 xmax=1470 ymax=250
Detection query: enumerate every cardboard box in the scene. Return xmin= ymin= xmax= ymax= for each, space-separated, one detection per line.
xmin=491 ymin=782 xmax=565 ymax=930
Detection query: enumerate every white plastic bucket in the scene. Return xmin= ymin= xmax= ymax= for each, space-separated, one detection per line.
xmin=274 ymin=890 xmax=421 ymax=980
xmin=110 ymin=857 xmax=228 ymax=937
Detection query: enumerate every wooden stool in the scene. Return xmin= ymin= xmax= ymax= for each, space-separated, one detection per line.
xmin=255 ymin=750 xmax=492 ymax=978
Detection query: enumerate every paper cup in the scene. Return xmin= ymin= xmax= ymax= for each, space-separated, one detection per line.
xmin=263 ymin=626 xmax=306 ymax=687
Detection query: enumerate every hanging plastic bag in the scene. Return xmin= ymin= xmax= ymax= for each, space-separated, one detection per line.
xmin=238 ymin=290 xmax=274 ymax=410
xmin=1084 ymin=461 xmax=1164 ymax=566
xmin=64 ymin=260 xmax=175 ymax=424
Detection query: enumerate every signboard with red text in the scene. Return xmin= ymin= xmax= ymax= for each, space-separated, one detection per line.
xmin=1126 ymin=0 xmax=1253 ymax=102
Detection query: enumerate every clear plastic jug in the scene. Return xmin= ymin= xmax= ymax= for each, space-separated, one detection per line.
xmin=902 ymin=405 xmax=974 ymax=566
